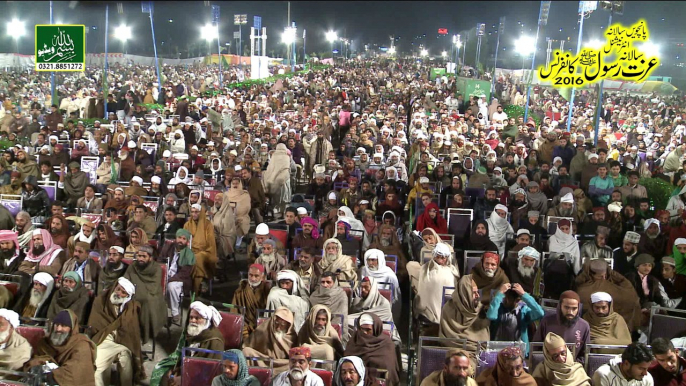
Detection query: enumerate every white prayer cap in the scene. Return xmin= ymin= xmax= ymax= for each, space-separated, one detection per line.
xmin=588 ymin=153 xmax=599 ymax=160
xmin=328 ymin=192 xmax=337 ymax=200
xmin=560 ymin=193 xmax=574 ymax=203
xmin=255 ymin=223 xmax=269 ymax=235
xmin=590 ymin=292 xmax=612 ymax=304
xmin=151 ymin=176 xmax=162 ymax=184
xmin=643 ymin=218 xmax=660 ymax=231
xmin=607 ymin=202 xmax=622 ymax=213
xmin=191 ymin=203 xmax=202 ymax=210
xmin=676 ymin=238 xmax=686 ymax=246
xmin=33 ymin=229 xmax=43 ymax=236
xmin=433 ymin=242 xmax=451 ymax=258
xmin=0 ymin=309 xmax=19 ymax=329
xmin=495 ymin=204 xmax=508 ymax=213
xmin=518 ymin=246 xmax=540 ymax=260
xmin=359 ymin=314 xmax=374 ymax=326
xmin=131 ymin=176 xmax=143 ymax=186
xmin=553 ymin=157 xmax=563 ymax=164
xmin=117 ymin=277 xmax=136 ymax=297
xmin=297 ymin=207 xmax=308 ymax=215
xmin=127 ymin=141 xmax=136 ymax=148
xmin=190 ymin=301 xmax=223 ymax=327
xmin=276 ymin=270 xmax=298 ymax=283
xmin=162 ymin=150 xmax=171 ymax=157
xmin=109 ymin=246 xmax=125 ymax=254
xmin=419 ymin=177 xmax=430 ymax=184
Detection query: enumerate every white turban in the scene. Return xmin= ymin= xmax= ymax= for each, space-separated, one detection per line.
xmin=336 ymin=357 xmax=366 ymax=386
xmin=117 ymin=277 xmax=136 ymax=297
xmin=190 ymin=301 xmax=223 ymax=328
xmin=276 ymin=270 xmax=298 ymax=283
xmin=676 ymin=238 xmax=686 ymax=246
xmin=433 ymin=242 xmax=451 ymax=258
xmin=560 ymin=193 xmax=574 ymax=203
xmin=359 ymin=314 xmax=374 ymax=326
xmin=608 ymin=202 xmax=622 ymax=213
xmin=518 ymin=246 xmax=541 ymax=260
xmin=131 ymin=176 xmax=143 ymax=186
xmin=110 ymin=246 xmax=125 ymax=254
xmin=151 ymin=176 xmax=162 ymax=184
xmin=255 ymin=223 xmax=269 ymax=235
xmin=495 ymin=204 xmax=509 ymax=213
xmin=590 ymin=292 xmax=613 ymax=304
xmin=644 ymin=218 xmax=660 ymax=231
xmin=33 ymin=272 xmax=54 ymax=287
xmin=191 ymin=203 xmax=202 ymax=211
xmin=0 ymin=309 xmax=20 ymax=329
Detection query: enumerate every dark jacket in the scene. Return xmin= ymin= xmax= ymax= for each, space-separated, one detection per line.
xmin=22 ymin=176 xmax=51 ymax=218
xmin=648 ymin=355 xmax=686 ymax=386
xmin=624 ymin=271 xmax=664 ymax=308
xmin=245 ymin=177 xmax=266 ymax=210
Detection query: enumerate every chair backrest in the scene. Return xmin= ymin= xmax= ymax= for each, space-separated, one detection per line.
xmin=181 ymin=348 xmax=222 ymax=386
xmin=248 ymin=367 xmax=273 ymax=386
xmin=269 ymin=229 xmax=289 ymax=248
xmin=417 ymin=337 xmax=468 ymax=384
xmin=0 ymin=195 xmax=21 ymax=217
xmin=463 ymin=250 xmax=495 ymax=275
xmin=217 ymin=307 xmax=245 ymax=350
xmin=437 ymin=234 xmax=455 ymax=248
xmin=441 ymin=286 xmax=455 ymax=308
xmin=16 ymin=326 xmax=46 ymax=349
xmin=38 ymin=181 xmax=57 ymax=201
xmin=586 ymin=353 xmax=616 ymax=375
xmin=649 ymin=306 xmax=686 ymax=342
xmin=378 ymin=281 xmax=393 ymax=304
xmin=311 ymin=368 xmax=334 ymax=386
xmin=385 ymin=255 xmax=398 ymax=273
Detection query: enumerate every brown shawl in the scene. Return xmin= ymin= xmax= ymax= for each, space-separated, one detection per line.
xmin=475 ymin=347 xmax=537 ymax=386
xmin=26 ymin=309 xmax=97 ymax=386
xmin=344 ymin=312 xmax=399 ymax=385
xmin=242 ymin=307 xmax=297 ymax=373
xmin=47 ymin=215 xmax=71 ymax=250
xmin=123 ymin=260 xmax=166 ymax=342
xmin=297 ymin=304 xmax=344 ymax=361
xmin=439 ymin=275 xmax=491 ymax=356
xmin=231 ymin=280 xmax=269 ymax=339
xmin=93 ymin=223 xmax=124 ymax=251
xmin=471 ymin=264 xmax=510 ymax=304
xmin=582 ymin=302 xmax=632 ymax=347
xmin=186 ymin=327 xmax=225 ymax=358
xmin=184 ymin=208 xmax=218 ymax=283
xmin=88 ymin=287 xmax=145 ymax=382
xmin=46 ymin=284 xmax=90 ymax=323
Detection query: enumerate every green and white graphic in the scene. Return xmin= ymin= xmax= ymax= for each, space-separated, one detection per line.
xmin=35 ymin=25 xmax=86 ymax=71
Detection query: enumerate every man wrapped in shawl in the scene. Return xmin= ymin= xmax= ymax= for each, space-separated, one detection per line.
xmin=226 ymin=177 xmax=251 ymax=238
xmin=242 ymin=307 xmax=297 ymax=374
xmin=532 ymin=332 xmax=592 ymax=386
xmin=293 ymin=216 xmax=324 ymax=251
xmin=308 ymin=271 xmax=349 ymax=343
xmin=18 ymin=228 xmax=64 ymax=277
xmin=267 ymin=270 xmax=310 ymax=333
xmin=415 ymin=202 xmax=448 ymax=234
xmin=471 ymin=252 xmax=510 ymax=304
xmin=320 ymin=238 xmax=358 ymax=284
xmin=334 ymin=356 xmax=376 ymax=386
xmin=581 ymin=291 xmax=632 ymax=349
xmin=125 ymin=227 xmax=148 ymax=259
xmin=486 ymin=204 xmax=514 ymax=257
xmin=298 ymin=304 xmax=345 ymax=362
xmin=211 ymin=349 xmax=261 ymax=386
xmin=232 ymin=264 xmax=269 ymax=339
xmin=184 ymin=204 xmax=217 ymax=293
xmin=46 ymin=271 xmax=90 ymax=323
xmin=344 ymin=312 xmax=399 ymax=385
xmin=359 ymin=249 xmax=401 ymax=320
xmin=348 ymin=277 xmax=400 ymax=343
xmin=368 ymin=223 xmax=408 ymax=282
xmin=213 ymin=195 xmax=237 ymax=261
xmin=475 ymin=346 xmax=537 ymax=386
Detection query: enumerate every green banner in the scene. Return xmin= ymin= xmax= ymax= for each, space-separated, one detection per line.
xmin=430 ymin=68 xmax=446 ymax=81
xmin=35 ymin=25 xmax=86 ymax=72
xmin=464 ymin=78 xmax=491 ymax=100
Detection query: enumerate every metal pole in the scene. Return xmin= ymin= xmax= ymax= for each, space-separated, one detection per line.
xmin=594 ymin=11 xmax=613 ymax=145
xmin=492 ymin=32 xmax=501 ymax=98
xmin=566 ymin=4 xmax=587 ymax=133
xmin=524 ymin=3 xmax=544 ymax=122
xmin=217 ymin=23 xmax=222 ymax=87
xmin=103 ymin=4 xmax=109 ymax=119
xmin=239 ymin=24 xmax=243 ymax=71
xmin=50 ymin=1 xmax=56 ymax=108
xmin=546 ymin=38 xmax=552 ymax=69
xmin=475 ymin=35 xmax=482 ymax=73
xmin=462 ymin=34 xmax=467 ymax=67
xmin=303 ymin=29 xmax=306 ymax=66
xmin=148 ymin=8 xmax=162 ymax=97
xmin=291 ymin=22 xmax=296 ymax=72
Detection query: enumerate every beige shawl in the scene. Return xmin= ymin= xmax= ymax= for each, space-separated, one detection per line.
xmin=532 ymin=333 xmax=591 ymax=386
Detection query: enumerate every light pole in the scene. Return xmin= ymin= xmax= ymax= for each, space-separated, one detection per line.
xmin=514 ymin=35 xmax=535 ymax=70
xmin=7 ymin=19 xmax=26 ymax=54
xmin=234 ymin=14 xmax=247 ymax=70
xmin=282 ymin=26 xmax=296 ymax=71
xmin=566 ymin=1 xmax=597 ymax=132
xmin=114 ymin=24 xmax=131 ymax=54
xmin=454 ymin=35 xmax=462 ymax=75
xmin=524 ymin=1 xmax=551 ymax=122
xmin=326 ymin=30 xmax=337 ymax=58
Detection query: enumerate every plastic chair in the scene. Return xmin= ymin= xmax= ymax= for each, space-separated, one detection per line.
xmin=248 ymin=366 xmax=273 ymax=386
xmin=585 ymin=352 xmax=616 ymax=375
xmin=475 ymin=341 xmax=528 ymax=376
xmin=266 ymin=223 xmax=290 ymax=247
xmin=378 ymin=282 xmax=394 ymax=303
xmin=16 ymin=325 xmax=47 ymax=349
xmin=211 ymin=302 xmax=246 ymax=350
xmin=385 ymin=255 xmax=398 ymax=273
xmin=441 ymin=286 xmax=455 ymax=308
xmin=181 ymin=347 xmax=222 ymax=386
xmin=311 ymin=359 xmax=337 ymax=386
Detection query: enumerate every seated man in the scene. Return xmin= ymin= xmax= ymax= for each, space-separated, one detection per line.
xmin=533 ymin=291 xmax=590 ymax=364
xmin=165 ymin=229 xmax=196 ymax=325
xmin=123 ymin=245 xmax=166 ymax=343
xmin=349 ymin=276 xmax=399 ymax=343
xmin=0 ymin=231 xmax=25 ymax=308
xmin=368 ymin=223 xmax=408 ymax=282
xmin=532 ymin=332 xmax=592 ymax=386
xmin=13 ymin=211 xmax=34 ymax=251
xmin=75 ymin=184 xmax=103 ymax=213
xmin=500 ymin=246 xmax=543 ymax=299
xmin=231 ymin=264 xmax=269 ymax=339
xmin=272 ymin=347 xmax=325 ymax=386
xmin=575 ymin=259 xmax=642 ymax=332
xmin=308 ymin=272 xmax=349 ymax=341
xmin=162 ymin=301 xmax=225 ymax=384
xmin=624 ymin=253 xmax=678 ymax=309
xmin=358 ymin=249 xmax=401 ymax=320
xmin=613 ymin=231 xmax=641 ymax=277
xmin=13 ymin=272 xmax=55 ymax=319
xmin=582 ymin=291 xmax=632 ymax=347
xmin=298 ymin=304 xmax=345 ymax=362
xmin=486 ymin=204 xmax=514 ymax=256
xmin=658 ymin=257 xmax=686 ymax=309
xmin=486 ymin=283 xmax=544 ymax=356
xmin=211 ymin=350 xmax=261 ymax=386
xmin=104 ymin=187 xmax=130 ymax=216
xmin=344 ymin=313 xmax=399 ymax=385
xmin=126 ymin=205 xmax=157 ymax=239
xmin=99 ymin=246 xmax=129 ymax=294
xmin=66 ymin=221 xmax=96 ymax=258
xmin=47 ymin=272 xmax=90 ymax=323
xmin=88 ymin=277 xmax=144 ymax=386
xmin=0 ymin=308 xmax=32 ymax=371
xmin=475 ymin=346 xmax=536 ymax=386
xmin=155 ymin=206 xmax=180 ymax=241
xmin=471 ymin=251 xmax=510 ymax=304
xmin=25 ymin=309 xmax=96 ymax=385
xmin=648 ymin=338 xmax=686 ymax=385
xmin=336 ymin=356 xmax=376 ymax=386
xmin=247 ymin=223 xmax=286 ymax=264
xmin=320 ymin=238 xmax=357 ymax=284
xmin=420 ymin=349 xmax=477 ymax=386
xmin=242 ymin=306 xmax=297 ymax=373
xmin=335 ymin=220 xmax=361 ymax=257
xmin=183 ymin=204 xmax=217 ymax=293
xmin=267 ymin=270 xmax=310 ymax=333
xmin=287 ymin=247 xmax=324 ymax=293
xmin=292 ymin=216 xmax=324 ymax=251
xmin=58 ymin=241 xmax=101 ymax=291
xmin=255 ymin=239 xmax=287 ymax=280
xmin=593 ymin=343 xmax=654 ymax=385
xmin=439 ymin=275 xmax=490 ymax=368
xmin=178 ymin=190 xmax=205 ymax=218
xmin=580 ymin=226 xmax=613 ymax=264
xmin=410 ymin=243 xmax=460 ymax=336
xmin=18 ymin=229 xmax=64 ymax=277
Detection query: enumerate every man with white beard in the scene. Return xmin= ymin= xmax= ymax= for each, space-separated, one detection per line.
xmin=501 ymin=246 xmax=544 ymax=299
xmin=271 ymin=347 xmax=324 ymax=386
xmin=87 ymin=277 xmax=143 ymax=386
xmin=13 ymin=272 xmax=55 ymax=319
xmin=267 ymin=270 xmax=310 ymax=333
xmin=232 ymin=264 xmax=269 ymax=339
xmin=0 ymin=308 xmax=32 ymax=371
xmin=546 ymin=192 xmax=583 ymax=224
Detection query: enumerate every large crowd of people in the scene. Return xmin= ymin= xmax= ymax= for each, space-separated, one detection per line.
xmin=0 ymin=56 xmax=685 ymax=386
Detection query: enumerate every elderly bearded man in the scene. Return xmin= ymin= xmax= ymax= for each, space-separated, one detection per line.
xmin=164 ymin=229 xmax=196 ymax=325
xmin=183 ymin=203 xmax=216 ymax=293
xmin=99 ymin=246 xmax=128 ymax=294
xmin=0 ymin=309 xmax=31 ymax=371
xmin=471 ymin=251 xmax=509 ymax=304
xmin=532 ymin=332 xmax=591 ymax=386
xmin=88 ymin=277 xmax=144 ymax=386
xmin=320 ymin=238 xmax=357 ymax=284
xmin=272 ymin=347 xmax=325 ymax=386
xmin=232 ymin=264 xmax=269 ymax=339
xmin=47 ymin=271 xmax=90 ymax=323
xmin=421 ymin=349 xmax=477 ymax=386
xmin=26 ymin=309 xmax=97 ymax=386
xmin=123 ymin=245 xmax=166 ymax=343
xmin=298 ymin=304 xmax=345 ymax=362
xmin=267 ymin=270 xmax=310 ymax=333
xmin=243 ymin=307 xmax=298 ymax=373
xmin=500 ymin=246 xmax=543 ymax=299
xmin=13 ymin=272 xmax=55 ymax=319
xmin=287 ymin=247 xmax=324 ymax=293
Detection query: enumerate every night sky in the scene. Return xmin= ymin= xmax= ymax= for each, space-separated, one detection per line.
xmin=2 ymin=1 xmax=685 ymax=68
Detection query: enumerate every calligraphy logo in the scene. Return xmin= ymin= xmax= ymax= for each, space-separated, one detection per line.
xmin=35 ymin=25 xmax=85 ymax=72
xmin=537 ymin=20 xmax=659 ymax=87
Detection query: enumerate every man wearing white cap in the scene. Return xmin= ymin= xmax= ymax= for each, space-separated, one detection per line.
xmin=501 ymin=246 xmax=544 ymax=299
xmin=13 ymin=271 xmax=55 ymax=319
xmin=582 ymin=291 xmax=632 ymax=347
xmin=267 ymin=270 xmax=310 ymax=332
xmin=247 ymin=223 xmax=286 ymax=264
xmin=0 ymin=308 xmax=31 ymax=370
xmin=486 ymin=204 xmax=514 ymax=256
xmin=546 ymin=192 xmax=580 ymax=223
xmin=88 ymin=277 xmax=143 ymax=386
